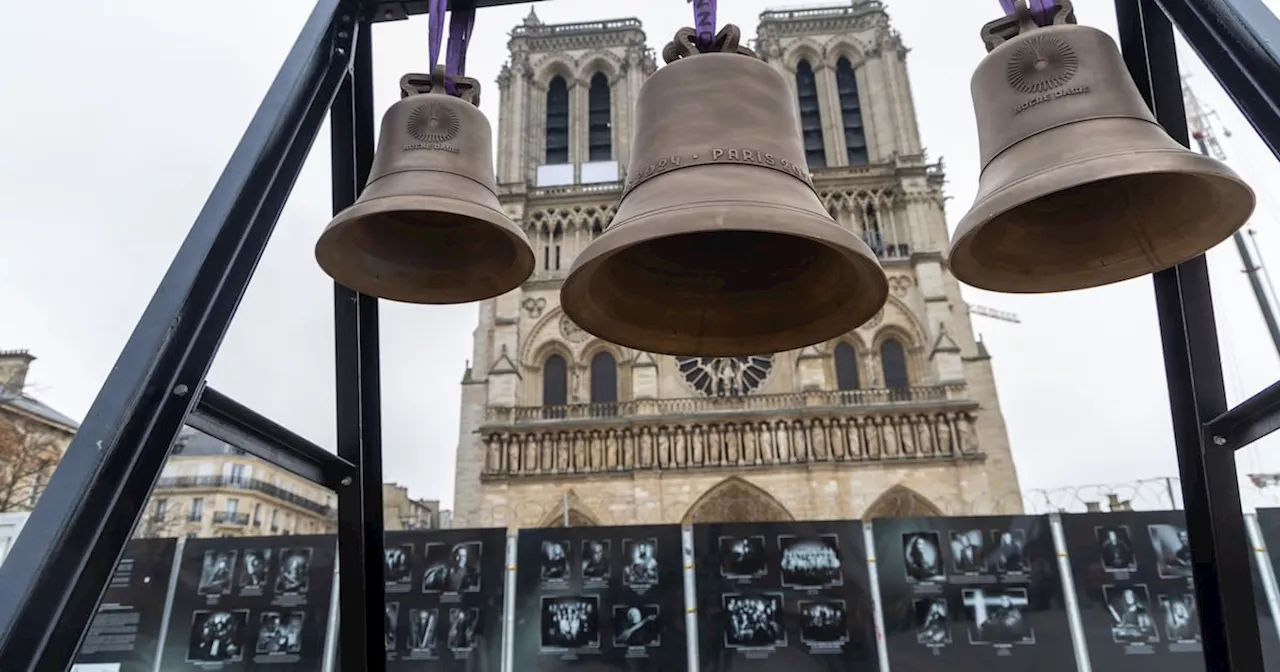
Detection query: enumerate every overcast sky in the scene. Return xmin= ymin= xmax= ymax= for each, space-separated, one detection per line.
xmin=3 ymin=0 xmax=1280 ymax=513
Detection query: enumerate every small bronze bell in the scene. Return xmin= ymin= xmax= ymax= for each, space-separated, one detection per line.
xmin=561 ymin=26 xmax=888 ymax=357
xmin=948 ymin=0 xmax=1254 ymax=294
xmin=316 ymin=69 xmax=534 ymax=304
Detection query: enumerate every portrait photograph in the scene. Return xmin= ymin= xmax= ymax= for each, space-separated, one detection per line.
xmin=254 ymin=611 xmax=303 ymax=655
xmin=540 ymin=540 xmax=572 ymax=583
xmin=274 ymin=548 xmax=312 ymax=595
xmin=385 ymin=543 xmax=413 ymax=587
xmin=186 ymin=609 xmax=248 ymax=663
xmin=989 ymin=529 xmax=1027 ymax=573
xmin=962 ymin=588 xmax=1034 ymax=645
xmin=914 ymin=598 xmax=951 ymax=646
xmin=422 ymin=542 xmax=482 ymax=593
xmin=949 ymin=529 xmax=987 ymax=575
xmin=718 ymin=535 xmax=768 ymax=580
xmin=409 ymin=608 xmax=439 ymax=652
xmin=1095 ymin=525 xmax=1137 ymax=572
xmin=778 ymin=534 xmax=843 ymax=589
xmin=1159 ymin=593 xmax=1201 ymax=643
xmin=902 ymin=532 xmax=945 ymax=582
xmin=581 ymin=539 xmax=611 ymax=582
xmin=1103 ymin=585 xmax=1160 ymax=645
xmin=612 ymin=604 xmax=661 ymax=648
xmin=448 ymin=607 xmax=481 ymax=651
xmin=197 ymin=549 xmax=237 ymax=596
xmin=385 ymin=602 xmax=399 ymax=651
xmin=623 ymin=538 xmax=659 ymax=586
xmin=237 ymin=549 xmax=270 ymax=592
xmin=1147 ymin=524 xmax=1193 ymax=579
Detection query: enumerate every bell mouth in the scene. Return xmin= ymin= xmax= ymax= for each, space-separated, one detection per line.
xmin=952 ymin=167 xmax=1254 ymax=294
xmin=563 ymin=228 xmax=887 ymax=357
xmin=316 ymin=194 xmax=535 ymax=305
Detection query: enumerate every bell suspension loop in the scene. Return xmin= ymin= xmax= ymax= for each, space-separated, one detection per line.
xmin=999 ymin=0 xmax=1057 ymax=28
xmin=687 ymin=0 xmax=718 ymax=52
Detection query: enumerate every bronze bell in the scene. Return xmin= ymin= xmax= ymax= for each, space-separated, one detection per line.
xmin=561 ymin=26 xmax=888 ymax=357
xmin=948 ymin=0 xmax=1255 ymax=294
xmin=316 ymin=68 xmax=534 ymax=304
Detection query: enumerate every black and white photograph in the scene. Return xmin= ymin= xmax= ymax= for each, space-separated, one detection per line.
xmin=903 ymin=532 xmax=945 ymax=582
xmin=238 ymin=549 xmax=270 ymax=592
xmin=797 ymin=599 xmax=847 ymax=649
xmin=539 ymin=595 xmax=600 ymax=651
xmin=408 ymin=608 xmax=439 ymax=652
xmin=778 ymin=535 xmax=843 ymax=589
xmin=963 ymin=588 xmax=1034 ymax=645
xmin=385 ymin=602 xmax=399 ymax=651
xmin=623 ymin=537 xmax=660 ymax=586
xmin=1159 ymin=594 xmax=1200 ymax=643
xmin=540 ymin=540 xmax=571 ymax=583
xmin=914 ymin=598 xmax=951 ymax=645
xmin=160 ymin=537 xmax=337 ymax=670
xmin=274 ymin=548 xmax=312 ymax=595
xmin=1104 ymin=585 xmax=1160 ymax=645
xmin=950 ymin=529 xmax=987 ymax=574
xmin=1148 ymin=525 xmax=1193 ymax=579
xmin=516 ymin=525 xmax=685 ymax=669
xmin=990 ymin=529 xmax=1027 ymax=573
xmin=719 ymin=535 xmax=768 ymax=580
xmin=580 ymin=539 xmax=610 ymax=582
xmin=185 ymin=610 xmax=248 ymax=663
xmin=197 ymin=550 xmax=236 ymax=596
xmin=255 ymin=611 xmax=303 ymax=655
xmin=422 ymin=542 xmax=482 ymax=593
xmin=1096 ymin=525 xmax=1138 ymax=572
xmin=612 ymin=604 xmax=661 ymax=648
xmin=385 ymin=544 xmax=413 ymax=587
xmin=723 ymin=593 xmax=787 ymax=649
xmin=447 ymin=607 xmax=480 ymax=651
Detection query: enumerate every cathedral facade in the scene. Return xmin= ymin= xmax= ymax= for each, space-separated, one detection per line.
xmin=451 ymin=2 xmax=1022 ymax=529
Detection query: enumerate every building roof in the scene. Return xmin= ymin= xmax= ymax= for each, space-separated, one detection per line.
xmin=170 ymin=428 xmax=247 ymax=458
xmin=0 ymin=387 xmax=79 ymax=431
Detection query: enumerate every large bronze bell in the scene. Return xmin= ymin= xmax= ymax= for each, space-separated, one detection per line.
xmin=561 ymin=26 xmax=888 ymax=357
xmin=316 ymin=69 xmax=534 ymax=304
xmin=948 ymin=0 xmax=1255 ymax=294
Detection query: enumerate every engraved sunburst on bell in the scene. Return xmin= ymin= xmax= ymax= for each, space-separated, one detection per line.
xmin=1006 ymin=35 xmax=1079 ymax=94
xmin=407 ymin=102 xmax=461 ymax=144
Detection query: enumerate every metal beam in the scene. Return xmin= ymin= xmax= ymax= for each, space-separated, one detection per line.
xmin=1205 ymin=379 xmax=1280 ymax=451
xmin=1154 ymin=0 xmax=1280 ymax=160
xmin=189 ymin=386 xmax=356 ymax=488
xmin=1115 ymin=0 xmax=1264 ymax=669
xmin=330 ymin=19 xmax=388 ymax=669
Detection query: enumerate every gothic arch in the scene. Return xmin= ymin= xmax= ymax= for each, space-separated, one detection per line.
xmin=681 ymin=477 xmax=795 ymax=524
xmin=867 ymin=295 xmax=929 ymax=347
xmin=825 ymin=38 xmax=870 ymax=68
xmin=532 ymin=53 xmax=576 ymax=87
xmin=580 ymin=339 xmax=627 ymax=367
xmin=783 ymin=40 xmax=825 ymax=71
xmin=538 ymin=493 xmax=602 ymax=527
xmin=576 ymin=51 xmax=623 ymax=83
xmin=863 ymin=485 xmax=944 ymax=519
xmin=521 ymin=305 xmax=569 ymax=367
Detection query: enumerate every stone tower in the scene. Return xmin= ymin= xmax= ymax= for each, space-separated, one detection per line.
xmin=452 ymin=2 xmax=1023 ymax=529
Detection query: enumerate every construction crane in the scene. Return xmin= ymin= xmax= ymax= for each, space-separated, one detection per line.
xmin=1183 ymin=78 xmax=1280 ymax=358
xmin=968 ymin=303 xmax=1021 ymax=324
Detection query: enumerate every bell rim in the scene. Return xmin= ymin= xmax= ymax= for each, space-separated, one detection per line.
xmin=948 ymin=150 xmax=1256 ymax=294
xmin=561 ymin=204 xmax=889 ymax=357
xmin=316 ymin=193 xmax=535 ymax=305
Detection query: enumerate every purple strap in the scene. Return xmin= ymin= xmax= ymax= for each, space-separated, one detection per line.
xmin=445 ymin=3 xmax=476 ymax=94
xmin=999 ymin=0 xmax=1056 ymax=26
xmin=689 ymin=0 xmax=716 ymax=51
xmin=428 ymin=0 xmax=447 ymax=72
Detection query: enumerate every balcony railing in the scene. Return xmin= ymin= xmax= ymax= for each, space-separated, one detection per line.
xmin=154 ymin=476 xmax=334 ymax=517
xmin=212 ymin=511 xmax=250 ymax=526
xmin=481 ymin=408 xmax=982 ymax=479
xmin=484 ymin=385 xmax=965 ymax=425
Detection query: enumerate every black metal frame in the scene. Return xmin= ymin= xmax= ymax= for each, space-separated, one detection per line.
xmin=0 ymin=0 xmax=1276 ymax=668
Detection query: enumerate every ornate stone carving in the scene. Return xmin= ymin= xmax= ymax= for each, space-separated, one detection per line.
xmin=559 ymin=313 xmax=589 ymax=343
xmin=522 ymin=297 xmax=547 ymax=318
xmin=675 ymin=355 xmax=774 ymax=397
